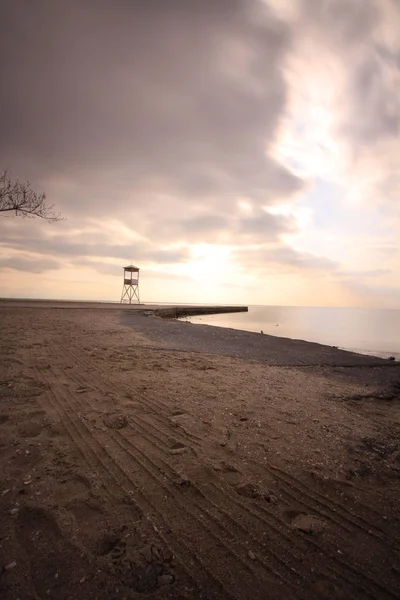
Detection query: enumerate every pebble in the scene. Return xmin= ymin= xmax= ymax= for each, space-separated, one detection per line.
xmin=80 ymin=577 xmax=86 ymax=584
xmin=5 ymin=561 xmax=17 ymax=571
xmin=173 ymin=474 xmax=190 ymax=487
xmin=2 ymin=489 xmax=11 ymax=496
xmin=158 ymin=573 xmax=175 ymax=585
xmin=248 ymin=550 xmax=256 ymax=560
xmin=10 ymin=508 xmax=18 ymax=516
xmin=169 ymin=447 xmax=188 ymax=455
xmin=222 ymin=462 xmax=239 ymax=473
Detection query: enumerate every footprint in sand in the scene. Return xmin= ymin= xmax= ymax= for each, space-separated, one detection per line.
xmin=18 ymin=421 xmax=43 ymax=439
xmin=14 ymin=506 xmax=97 ymax=598
xmin=54 ymin=473 xmax=91 ymax=505
xmin=285 ymin=510 xmax=326 ymax=534
xmin=103 ymin=413 xmax=128 ymax=430
xmin=235 ymin=482 xmax=276 ymax=502
xmin=109 ymin=541 xmax=175 ymax=593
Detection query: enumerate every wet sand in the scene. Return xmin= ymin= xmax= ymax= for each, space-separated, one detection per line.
xmin=0 ymin=306 xmax=399 ymax=600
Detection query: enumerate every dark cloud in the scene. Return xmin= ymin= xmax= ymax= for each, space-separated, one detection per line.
xmin=0 ymin=229 xmax=190 ymax=265
xmin=137 ymin=208 xmax=296 ymax=244
xmin=296 ymin=0 xmax=400 ymax=148
xmin=235 ymin=244 xmax=340 ymax=273
xmin=342 ymin=50 xmax=400 ymax=143
xmin=0 ymin=0 xmax=302 ymax=218
xmin=0 ymin=255 xmax=61 ymax=273
xmin=299 ymin=0 xmax=378 ymax=46
xmin=73 ymin=260 xmax=190 ymax=280
xmin=0 ymin=208 xmax=295 ymax=273
xmin=237 ymin=210 xmax=296 ymax=238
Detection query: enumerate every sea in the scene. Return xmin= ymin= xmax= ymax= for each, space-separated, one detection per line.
xmin=185 ymin=306 xmax=400 ymax=360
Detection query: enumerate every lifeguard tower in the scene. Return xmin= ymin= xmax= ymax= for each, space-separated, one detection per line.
xmin=120 ymin=265 xmax=140 ymax=304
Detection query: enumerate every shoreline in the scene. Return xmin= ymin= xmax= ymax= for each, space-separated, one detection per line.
xmin=124 ymin=311 xmax=397 ymax=368
xmin=181 ymin=309 xmax=400 ymax=362
xmin=0 ymin=298 xmax=395 ymax=366
xmin=2 ymin=298 xmax=397 ymax=361
xmin=179 ymin=317 xmax=398 ymax=362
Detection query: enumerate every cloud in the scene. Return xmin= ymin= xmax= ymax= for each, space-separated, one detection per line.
xmin=0 ymin=0 xmax=302 ymax=217
xmin=339 ymin=278 xmax=400 ymax=308
xmin=338 ymin=268 xmax=393 ymax=279
xmin=0 ymin=229 xmax=189 ymax=265
xmin=272 ymin=0 xmax=400 ymax=205
xmin=0 ymin=255 xmax=61 ymax=274
xmin=235 ymin=244 xmax=340 ymax=273
xmin=0 ymin=0 xmax=399 ymax=306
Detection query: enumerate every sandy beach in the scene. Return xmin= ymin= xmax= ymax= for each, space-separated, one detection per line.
xmin=0 ymin=305 xmax=399 ymax=600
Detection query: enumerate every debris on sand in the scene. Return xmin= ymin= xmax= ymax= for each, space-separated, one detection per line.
xmin=103 ymin=413 xmax=128 ymax=430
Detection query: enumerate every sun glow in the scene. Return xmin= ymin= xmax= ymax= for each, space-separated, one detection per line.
xmin=183 ymin=244 xmax=233 ymax=285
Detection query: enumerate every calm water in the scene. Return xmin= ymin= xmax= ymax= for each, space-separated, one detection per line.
xmin=187 ymin=306 xmax=400 ymax=359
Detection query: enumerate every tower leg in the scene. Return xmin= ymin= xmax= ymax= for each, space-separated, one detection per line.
xmin=120 ymin=284 xmax=140 ymax=304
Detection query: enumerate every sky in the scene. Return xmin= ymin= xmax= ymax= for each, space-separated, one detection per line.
xmin=0 ymin=0 xmax=399 ymax=307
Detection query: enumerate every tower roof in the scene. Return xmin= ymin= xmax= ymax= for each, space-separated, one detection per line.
xmin=124 ymin=264 xmax=139 ymax=271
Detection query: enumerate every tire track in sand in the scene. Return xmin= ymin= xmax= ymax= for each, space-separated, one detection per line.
xmin=30 ymin=353 xmax=231 ymax=600
xmin=44 ymin=361 xmax=300 ymax=600
xmin=63 ymin=341 xmax=397 ymax=546
xmin=47 ymin=343 xmax=400 ymax=600
xmin=31 ymin=351 xmax=298 ymax=600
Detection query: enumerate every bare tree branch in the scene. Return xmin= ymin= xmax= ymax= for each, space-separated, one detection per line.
xmin=0 ymin=170 xmax=63 ymax=222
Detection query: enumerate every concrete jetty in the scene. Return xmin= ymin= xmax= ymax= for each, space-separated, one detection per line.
xmin=0 ymin=298 xmax=248 ymax=318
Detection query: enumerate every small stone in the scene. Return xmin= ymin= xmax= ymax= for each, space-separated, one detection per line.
xmin=292 ymin=514 xmax=325 ymax=534
xmin=173 ymin=474 xmax=190 ymax=487
xmin=236 ymin=482 xmax=261 ymax=499
xmin=169 ymin=442 xmax=187 ymax=455
xmin=5 ymin=561 xmax=17 ymax=570
xmin=158 ymin=573 xmax=175 ymax=585
xmin=222 ymin=462 xmax=239 ymax=473
xmin=264 ymin=492 xmax=277 ymax=503
xmin=25 ymin=450 xmax=30 ymax=455
xmin=79 ymin=577 xmax=86 ymax=584
xmin=248 ymin=550 xmax=256 ymax=560
xmin=10 ymin=508 xmax=18 ymax=516
xmin=2 ymin=489 xmax=11 ymax=496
